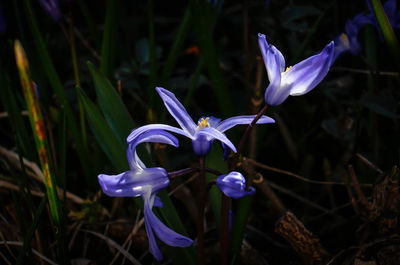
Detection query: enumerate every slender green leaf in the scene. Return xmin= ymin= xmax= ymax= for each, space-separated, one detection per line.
xmin=0 ymin=69 xmax=34 ymax=160
xmin=100 ymin=0 xmax=118 ymax=79
xmin=148 ymin=0 xmax=157 ymax=108
xmin=189 ymin=0 xmax=233 ymax=117
xmin=77 ymin=86 xmax=127 ymax=172
xmin=15 ymin=40 xmax=69 ymax=264
xmin=157 ymin=192 xmax=197 ymax=265
xmin=22 ymin=0 xmax=92 ymax=183
xmin=290 ymin=2 xmax=333 ymax=65
xmin=370 ymin=0 xmax=400 ymax=72
xmin=17 ymin=196 xmax=47 ymax=265
xmin=206 ymin=146 xmax=228 ymax=230
xmin=230 ymin=196 xmax=253 ymax=265
xmin=87 ymin=62 xmax=135 ymax=143
xmin=160 ymin=8 xmax=192 ymax=87
xmin=76 ymin=0 xmax=101 ymax=50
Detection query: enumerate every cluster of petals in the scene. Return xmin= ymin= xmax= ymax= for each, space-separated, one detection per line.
xmin=258 ymin=33 xmax=334 ymax=106
xmin=99 ymin=86 xmax=274 ymax=260
xmin=334 ymin=0 xmax=400 ymax=59
xmin=127 ymin=86 xmax=275 ymax=156
xmin=98 ymin=129 xmax=193 ymax=261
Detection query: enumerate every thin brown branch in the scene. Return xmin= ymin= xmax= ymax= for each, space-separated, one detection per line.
xmin=267 ymin=180 xmax=331 ymax=214
xmin=245 ymin=157 xmax=372 ymax=187
xmin=252 ymin=173 xmax=286 ymax=214
xmin=331 ymin=66 xmax=399 ymax=76
xmin=355 ymin=153 xmax=384 ymax=174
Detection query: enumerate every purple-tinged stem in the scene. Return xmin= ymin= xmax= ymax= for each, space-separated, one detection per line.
xmin=231 ymin=105 xmax=268 ymax=170
xmin=220 ymin=194 xmax=230 ymax=265
xmin=168 ymin=167 xmax=222 ymax=180
xmin=197 ymin=156 xmax=206 ymax=265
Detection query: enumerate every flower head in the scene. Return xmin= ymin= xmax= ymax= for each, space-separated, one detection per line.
xmin=38 ymin=0 xmax=62 ymax=22
xmin=98 ymin=129 xmax=193 ymax=261
xmin=258 ymin=33 xmax=334 ymax=106
xmin=333 ymin=13 xmax=372 ymax=60
xmin=367 ymin=0 xmax=400 ymax=34
xmin=216 ymin=171 xmax=255 ymax=199
xmin=127 ymin=87 xmax=275 ymax=157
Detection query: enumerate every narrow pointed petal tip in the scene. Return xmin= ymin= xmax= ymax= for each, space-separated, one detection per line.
xmin=155 ymin=86 xmax=197 ymax=135
xmin=285 ymin=40 xmax=335 ymax=97
xmin=258 ymin=33 xmax=266 ymax=39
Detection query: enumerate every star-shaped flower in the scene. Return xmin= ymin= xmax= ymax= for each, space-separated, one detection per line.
xmin=127 ymin=87 xmax=275 ymax=157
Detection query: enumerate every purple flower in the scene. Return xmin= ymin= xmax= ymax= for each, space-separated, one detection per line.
xmin=333 ymin=13 xmax=372 ymax=60
xmin=98 ymin=129 xmax=193 ymax=261
xmin=216 ymin=171 xmax=255 ymax=199
xmin=258 ymin=33 xmax=335 ymax=106
xmin=367 ymin=0 xmax=400 ymax=33
xmin=127 ymin=87 xmax=275 ymax=157
xmin=38 ymin=0 xmax=62 ymax=22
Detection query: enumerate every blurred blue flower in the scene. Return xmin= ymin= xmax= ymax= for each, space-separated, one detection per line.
xmin=367 ymin=0 xmax=400 ymax=38
xmin=127 ymin=87 xmax=274 ymax=157
xmin=38 ymin=0 xmax=62 ymax=22
xmin=216 ymin=171 xmax=255 ymax=199
xmin=333 ymin=13 xmax=372 ymax=60
xmin=98 ymin=129 xmax=193 ymax=261
xmin=258 ymin=33 xmax=334 ymax=106
xmin=0 ymin=5 xmax=6 ymax=34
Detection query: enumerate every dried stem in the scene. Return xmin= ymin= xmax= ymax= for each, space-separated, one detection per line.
xmin=275 ymin=211 xmax=330 ymax=265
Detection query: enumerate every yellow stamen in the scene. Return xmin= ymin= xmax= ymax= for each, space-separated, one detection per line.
xmin=340 ymin=33 xmax=350 ymax=48
xmin=340 ymin=33 xmax=349 ymax=42
xmin=198 ymin=117 xmax=210 ymax=129
xmin=284 ymin=66 xmax=292 ymax=73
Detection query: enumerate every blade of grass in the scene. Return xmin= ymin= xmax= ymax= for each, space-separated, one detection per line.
xmin=75 ymin=0 xmax=101 ymax=50
xmin=87 ymin=62 xmax=135 ymax=144
xmin=290 ymin=2 xmax=334 ymax=65
xmin=184 ymin=58 xmax=204 ymax=108
xmin=370 ymin=0 xmax=400 ymax=73
xmin=22 ymin=0 xmax=92 ymax=184
xmin=59 ymin=109 xmax=67 ymax=202
xmin=205 ymin=147 xmax=228 ymax=230
xmin=0 ymin=69 xmax=34 ymax=160
xmin=156 ymin=191 xmax=197 ymax=265
xmin=14 ymin=40 xmax=69 ymax=264
xmin=230 ymin=196 xmax=253 ymax=265
xmin=148 ymin=0 xmax=157 ymax=109
xmin=160 ymin=8 xmax=192 ymax=87
xmin=189 ymin=0 xmax=233 ymax=117
xmin=17 ymin=196 xmax=47 ymax=265
xmin=100 ymin=0 xmax=118 ymax=80
xmin=77 ymin=86 xmax=127 ymax=172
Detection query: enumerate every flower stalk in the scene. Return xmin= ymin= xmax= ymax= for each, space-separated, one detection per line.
xmin=197 ymin=156 xmax=206 ymax=265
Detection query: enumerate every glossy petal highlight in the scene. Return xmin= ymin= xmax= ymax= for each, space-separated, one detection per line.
xmin=216 ymin=115 xmax=275 ymax=133
xmin=216 ymin=172 xmax=255 ymax=199
xmin=155 ymin=87 xmax=197 ymax=135
xmin=259 ymin=33 xmax=335 ymax=106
